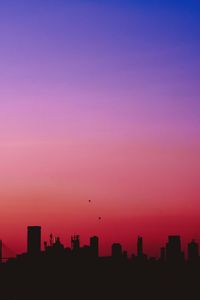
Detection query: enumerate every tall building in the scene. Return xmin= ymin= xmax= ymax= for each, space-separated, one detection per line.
xmin=0 ymin=240 xmax=2 ymax=263
xmin=71 ymin=235 xmax=80 ymax=251
xmin=137 ymin=236 xmax=143 ymax=257
xmin=166 ymin=236 xmax=184 ymax=263
xmin=27 ymin=226 xmax=41 ymax=255
xmin=112 ymin=243 xmax=122 ymax=259
xmin=90 ymin=236 xmax=99 ymax=257
xmin=188 ymin=240 xmax=199 ymax=263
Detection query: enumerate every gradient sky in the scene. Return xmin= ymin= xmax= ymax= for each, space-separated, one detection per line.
xmin=0 ymin=0 xmax=200 ymax=257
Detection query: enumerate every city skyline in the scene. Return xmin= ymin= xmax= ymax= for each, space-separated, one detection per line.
xmin=1 ymin=227 xmax=199 ymax=300
xmin=0 ymin=225 xmax=199 ymax=260
xmin=0 ymin=0 xmax=200 ymax=258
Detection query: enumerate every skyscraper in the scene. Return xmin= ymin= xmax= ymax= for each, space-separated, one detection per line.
xmin=71 ymin=235 xmax=80 ymax=252
xmin=188 ymin=240 xmax=199 ymax=263
xmin=166 ymin=235 xmax=184 ymax=263
xmin=0 ymin=240 xmax=2 ymax=263
xmin=112 ymin=243 xmax=122 ymax=259
xmin=90 ymin=236 xmax=99 ymax=257
xmin=137 ymin=236 xmax=143 ymax=257
xmin=27 ymin=226 xmax=41 ymax=255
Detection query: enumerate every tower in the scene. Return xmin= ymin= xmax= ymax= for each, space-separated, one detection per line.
xmin=90 ymin=236 xmax=99 ymax=257
xmin=137 ymin=236 xmax=143 ymax=257
xmin=27 ymin=226 xmax=41 ymax=255
xmin=166 ymin=235 xmax=184 ymax=263
xmin=71 ymin=235 xmax=80 ymax=252
xmin=112 ymin=243 xmax=122 ymax=258
xmin=188 ymin=240 xmax=199 ymax=263
xmin=0 ymin=240 xmax=2 ymax=263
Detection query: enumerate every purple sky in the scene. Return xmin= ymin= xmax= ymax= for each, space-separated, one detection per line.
xmin=0 ymin=0 xmax=200 ymax=256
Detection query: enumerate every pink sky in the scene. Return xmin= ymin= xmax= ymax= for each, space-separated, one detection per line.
xmin=0 ymin=1 xmax=200 ymax=257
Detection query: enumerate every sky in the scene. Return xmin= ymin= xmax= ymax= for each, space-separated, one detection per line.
xmin=0 ymin=0 xmax=200 ymax=257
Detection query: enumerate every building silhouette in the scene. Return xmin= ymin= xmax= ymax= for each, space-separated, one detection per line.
xmin=188 ymin=240 xmax=199 ymax=263
xmin=71 ymin=235 xmax=80 ymax=252
xmin=166 ymin=235 xmax=184 ymax=263
xmin=27 ymin=226 xmax=41 ymax=255
xmin=1 ymin=225 xmax=200 ymax=268
xmin=54 ymin=237 xmax=65 ymax=251
xmin=0 ymin=224 xmax=200 ymax=300
xmin=90 ymin=236 xmax=99 ymax=257
xmin=0 ymin=240 xmax=2 ymax=263
xmin=112 ymin=243 xmax=122 ymax=259
xmin=137 ymin=236 xmax=143 ymax=257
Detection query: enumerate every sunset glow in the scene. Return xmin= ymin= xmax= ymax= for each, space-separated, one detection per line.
xmin=0 ymin=0 xmax=200 ymax=257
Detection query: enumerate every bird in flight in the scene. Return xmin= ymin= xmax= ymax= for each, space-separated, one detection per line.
xmin=87 ymin=200 xmax=102 ymax=220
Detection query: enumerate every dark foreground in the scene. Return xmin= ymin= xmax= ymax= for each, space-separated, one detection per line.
xmin=0 ymin=258 xmax=199 ymax=300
